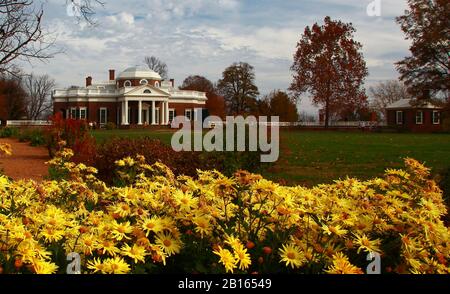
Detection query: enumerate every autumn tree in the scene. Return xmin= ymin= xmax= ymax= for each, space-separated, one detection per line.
xmin=144 ymin=56 xmax=168 ymax=79
xmin=180 ymin=75 xmax=215 ymax=94
xmin=180 ymin=75 xmax=225 ymax=119
xmin=290 ymin=16 xmax=368 ymax=127
xmin=396 ymin=0 xmax=450 ymax=100
xmin=217 ymin=62 xmax=259 ymax=116
xmin=0 ymin=77 xmax=27 ymax=120
xmin=369 ymin=80 xmax=412 ymax=120
xmin=22 ymin=73 xmax=55 ymax=120
xmin=263 ymin=90 xmax=298 ymax=122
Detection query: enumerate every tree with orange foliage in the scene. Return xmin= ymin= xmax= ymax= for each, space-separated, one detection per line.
xmin=290 ymin=17 xmax=368 ymax=127
xmin=180 ymin=75 xmax=226 ymax=119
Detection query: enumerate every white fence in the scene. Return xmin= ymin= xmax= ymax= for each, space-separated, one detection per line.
xmin=206 ymin=121 xmax=386 ymax=128
xmin=5 ymin=120 xmax=52 ymax=126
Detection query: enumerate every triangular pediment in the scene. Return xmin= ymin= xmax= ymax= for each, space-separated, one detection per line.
xmin=123 ymin=85 xmax=170 ymax=97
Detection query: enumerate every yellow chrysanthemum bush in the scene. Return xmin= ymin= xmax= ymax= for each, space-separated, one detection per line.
xmin=0 ymin=144 xmax=449 ymax=274
xmin=0 ymin=143 xmax=12 ymax=157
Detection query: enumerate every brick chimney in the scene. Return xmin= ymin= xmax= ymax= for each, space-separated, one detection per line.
xmin=170 ymin=78 xmax=174 ymax=87
xmin=86 ymin=76 xmax=92 ymax=87
xmin=109 ymin=69 xmax=115 ymax=81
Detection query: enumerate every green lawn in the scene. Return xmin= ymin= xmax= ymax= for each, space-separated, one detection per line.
xmin=91 ymin=129 xmax=450 ymax=187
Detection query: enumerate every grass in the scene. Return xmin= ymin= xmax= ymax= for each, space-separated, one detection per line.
xmin=91 ymin=128 xmax=450 ymax=187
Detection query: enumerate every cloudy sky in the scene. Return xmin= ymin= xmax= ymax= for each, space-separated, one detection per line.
xmin=20 ymin=0 xmax=411 ymax=114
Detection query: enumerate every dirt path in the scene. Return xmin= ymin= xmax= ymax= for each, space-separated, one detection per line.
xmin=0 ymin=138 xmax=50 ymax=182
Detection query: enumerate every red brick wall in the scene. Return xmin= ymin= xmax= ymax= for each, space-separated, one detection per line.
xmin=387 ymin=109 xmax=443 ymax=132
xmin=169 ymin=103 xmax=206 ymax=118
xmin=54 ymin=101 xmax=119 ymax=125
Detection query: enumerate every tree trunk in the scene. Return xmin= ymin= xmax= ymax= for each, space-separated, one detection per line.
xmin=324 ymin=97 xmax=330 ymax=128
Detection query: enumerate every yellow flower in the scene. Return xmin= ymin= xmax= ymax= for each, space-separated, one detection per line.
xmin=213 ymin=246 xmax=237 ymax=273
xmin=326 ymin=252 xmax=364 ymax=274
xmin=121 ymin=244 xmax=147 ymax=264
xmin=225 ymin=235 xmax=241 ymax=251
xmin=353 ymin=233 xmax=382 ymax=254
xmin=39 ymin=226 xmax=65 ymax=243
xmin=32 ymin=258 xmax=59 ymax=274
xmin=155 ymin=232 xmax=182 ymax=256
xmin=141 ymin=216 xmax=164 ymax=235
xmin=0 ymin=143 xmax=12 ymax=156
xmin=192 ymin=215 xmax=213 ymax=237
xmin=111 ymin=221 xmax=133 ymax=241
xmin=233 ymin=246 xmax=251 ymax=271
xmin=87 ymin=258 xmax=106 ymax=273
xmin=99 ymin=240 xmax=120 ymax=256
xmin=109 ymin=202 xmax=132 ymax=218
xmin=322 ymin=224 xmax=348 ymax=237
xmin=103 ymin=257 xmax=131 ymax=274
xmin=279 ymin=244 xmax=305 ymax=269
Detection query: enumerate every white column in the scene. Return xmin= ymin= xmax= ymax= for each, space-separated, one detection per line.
xmin=138 ymin=100 xmax=142 ymax=125
xmin=151 ymin=100 xmax=156 ymax=125
xmin=121 ymin=101 xmax=125 ymax=125
xmin=165 ymin=101 xmax=169 ymax=125
xmin=160 ymin=103 xmax=163 ymax=126
xmin=124 ymin=100 xmax=129 ymax=125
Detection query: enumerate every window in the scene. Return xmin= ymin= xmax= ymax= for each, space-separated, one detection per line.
xmin=79 ymin=107 xmax=87 ymax=120
xmin=124 ymin=80 xmax=132 ymax=87
xmin=100 ymin=108 xmax=108 ymax=125
xmin=433 ymin=111 xmax=440 ymax=124
xmin=416 ymin=111 xmax=423 ymax=125
xmin=396 ymin=111 xmax=403 ymax=125
xmin=155 ymin=81 xmax=160 ymax=88
xmin=71 ymin=107 xmax=77 ymax=119
xmin=168 ymin=109 xmax=175 ymax=123
xmin=143 ymin=89 xmax=151 ymax=94
xmin=185 ymin=109 xmax=192 ymax=121
xmin=140 ymin=79 xmax=148 ymax=85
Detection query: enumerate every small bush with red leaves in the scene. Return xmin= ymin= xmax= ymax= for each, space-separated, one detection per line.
xmin=93 ymin=138 xmax=202 ymax=185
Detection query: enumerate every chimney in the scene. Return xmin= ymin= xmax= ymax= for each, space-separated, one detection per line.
xmin=109 ymin=69 xmax=115 ymax=81
xmin=170 ymin=78 xmax=174 ymax=87
xmin=86 ymin=76 xmax=92 ymax=87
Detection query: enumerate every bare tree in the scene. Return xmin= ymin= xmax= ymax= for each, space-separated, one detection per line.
xmin=22 ymin=73 xmax=55 ymax=120
xmin=66 ymin=0 xmax=105 ymax=25
xmin=0 ymin=1 xmax=55 ymax=75
xmin=144 ymin=56 xmax=168 ymax=79
xmin=369 ymin=80 xmax=412 ymax=120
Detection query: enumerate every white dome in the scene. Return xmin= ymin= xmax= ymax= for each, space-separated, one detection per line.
xmin=118 ymin=66 xmax=162 ymax=80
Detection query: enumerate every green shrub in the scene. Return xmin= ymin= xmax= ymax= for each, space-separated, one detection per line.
xmin=105 ymin=122 xmax=116 ymax=130
xmin=17 ymin=128 xmax=46 ymax=146
xmin=0 ymin=127 xmax=19 ymax=138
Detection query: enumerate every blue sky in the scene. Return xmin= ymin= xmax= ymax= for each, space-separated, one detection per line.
xmin=20 ymin=0 xmax=410 ymax=115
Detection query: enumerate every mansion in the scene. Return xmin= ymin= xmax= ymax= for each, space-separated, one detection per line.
xmin=52 ymin=66 xmax=208 ymax=126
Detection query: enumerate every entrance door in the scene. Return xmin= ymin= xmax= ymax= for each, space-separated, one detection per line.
xmin=142 ymin=110 xmax=147 ymax=124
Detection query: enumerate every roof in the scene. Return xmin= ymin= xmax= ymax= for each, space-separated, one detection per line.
xmin=117 ymin=66 xmax=162 ymax=80
xmin=386 ymin=99 xmax=443 ymax=110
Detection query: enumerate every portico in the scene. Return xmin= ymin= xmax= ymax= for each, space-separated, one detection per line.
xmin=120 ymin=98 xmax=170 ymax=126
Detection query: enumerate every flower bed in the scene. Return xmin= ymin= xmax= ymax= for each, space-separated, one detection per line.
xmin=0 ymin=145 xmax=448 ymax=274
